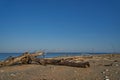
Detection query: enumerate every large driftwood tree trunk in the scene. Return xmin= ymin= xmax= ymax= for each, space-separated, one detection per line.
xmin=0 ymin=51 xmax=44 ymax=67
xmin=0 ymin=52 xmax=90 ymax=68
xmin=34 ymin=58 xmax=90 ymax=68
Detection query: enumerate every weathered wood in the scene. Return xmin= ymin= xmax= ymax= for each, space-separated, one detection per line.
xmin=0 ymin=51 xmax=44 ymax=67
xmin=0 ymin=52 xmax=90 ymax=68
xmin=35 ymin=58 xmax=90 ymax=68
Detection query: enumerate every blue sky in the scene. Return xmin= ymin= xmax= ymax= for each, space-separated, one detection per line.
xmin=0 ymin=0 xmax=120 ymax=53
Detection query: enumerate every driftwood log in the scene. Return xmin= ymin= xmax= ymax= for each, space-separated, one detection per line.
xmin=0 ymin=52 xmax=90 ymax=68
xmin=35 ymin=58 xmax=90 ymax=68
xmin=0 ymin=51 xmax=44 ymax=67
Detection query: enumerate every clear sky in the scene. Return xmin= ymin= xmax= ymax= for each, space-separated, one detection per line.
xmin=0 ymin=0 xmax=120 ymax=53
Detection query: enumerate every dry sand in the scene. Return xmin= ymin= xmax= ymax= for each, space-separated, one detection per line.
xmin=0 ymin=54 xmax=120 ymax=80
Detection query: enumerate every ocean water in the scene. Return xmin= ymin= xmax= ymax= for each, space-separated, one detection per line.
xmin=0 ymin=53 xmax=22 ymax=60
xmin=0 ymin=52 xmax=109 ymax=61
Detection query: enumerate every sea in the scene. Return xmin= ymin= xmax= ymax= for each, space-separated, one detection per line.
xmin=0 ymin=52 xmax=110 ymax=61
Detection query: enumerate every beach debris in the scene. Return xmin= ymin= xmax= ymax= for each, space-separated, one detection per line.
xmin=36 ymin=58 xmax=90 ymax=68
xmin=0 ymin=51 xmax=90 ymax=68
xmin=0 ymin=51 xmax=44 ymax=67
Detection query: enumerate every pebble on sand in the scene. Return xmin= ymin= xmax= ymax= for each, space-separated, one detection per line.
xmin=105 ymin=69 xmax=109 ymax=72
xmin=115 ymin=64 xmax=119 ymax=66
xmin=10 ymin=73 xmax=16 ymax=77
xmin=102 ymin=71 xmax=105 ymax=74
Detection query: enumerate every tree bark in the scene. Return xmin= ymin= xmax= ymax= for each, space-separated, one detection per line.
xmin=0 ymin=51 xmax=44 ymax=67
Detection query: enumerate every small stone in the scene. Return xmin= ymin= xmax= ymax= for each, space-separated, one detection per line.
xmin=105 ymin=76 xmax=109 ymax=78
xmin=105 ymin=69 xmax=109 ymax=72
xmin=105 ymin=79 xmax=110 ymax=80
xmin=10 ymin=73 xmax=16 ymax=77
xmin=115 ymin=64 xmax=119 ymax=66
xmin=102 ymin=71 xmax=105 ymax=74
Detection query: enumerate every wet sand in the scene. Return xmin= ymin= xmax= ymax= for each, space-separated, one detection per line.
xmin=0 ymin=54 xmax=120 ymax=80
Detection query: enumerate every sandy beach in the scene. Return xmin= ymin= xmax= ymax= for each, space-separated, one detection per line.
xmin=0 ymin=54 xmax=120 ymax=80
